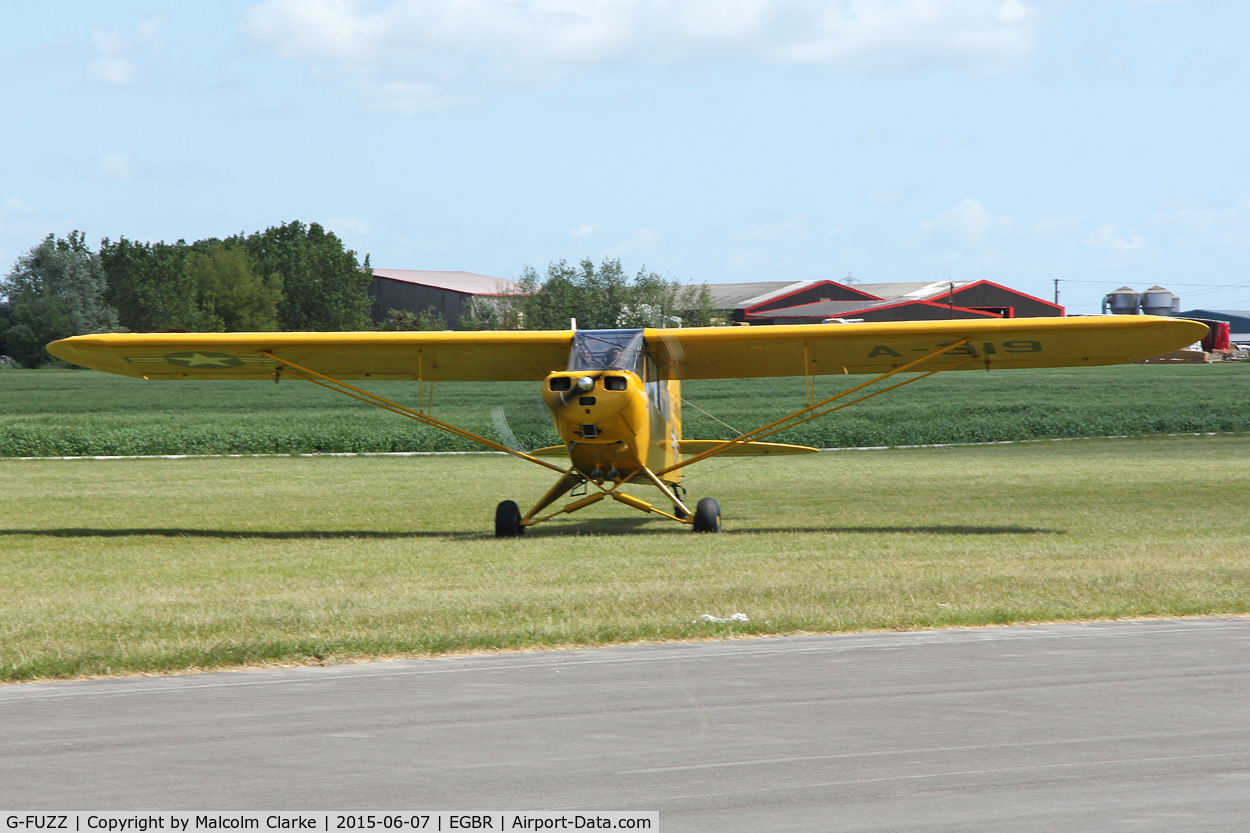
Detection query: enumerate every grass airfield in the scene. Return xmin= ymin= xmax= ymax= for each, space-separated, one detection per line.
xmin=2 ymin=433 xmax=1247 ymax=682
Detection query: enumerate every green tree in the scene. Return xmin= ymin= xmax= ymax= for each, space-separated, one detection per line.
xmin=620 ymin=267 xmax=714 ymax=328
xmin=3 ymin=231 xmax=122 ymax=367
xmin=100 ymin=236 xmax=202 ymax=332
xmin=510 ymin=258 xmax=714 ymax=330
xmin=376 ymin=306 xmax=448 ymax=331
xmin=457 ymin=296 xmax=504 ymax=330
xmin=680 ymin=282 xmax=716 ymax=327
xmin=184 ymin=243 xmax=282 ymax=331
xmin=0 ymin=300 xmax=11 ymax=359
xmin=243 ymin=221 xmax=371 ymax=331
xmin=514 ymin=258 xmax=631 ymax=330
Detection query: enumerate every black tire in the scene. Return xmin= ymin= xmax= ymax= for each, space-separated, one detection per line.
xmin=673 ymin=503 xmax=688 ymax=520
xmin=692 ymin=497 xmax=721 ymax=533
xmin=495 ymin=500 xmax=525 ymax=538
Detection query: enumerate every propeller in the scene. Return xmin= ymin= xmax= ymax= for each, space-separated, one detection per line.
xmin=491 ymin=406 xmax=522 ymax=451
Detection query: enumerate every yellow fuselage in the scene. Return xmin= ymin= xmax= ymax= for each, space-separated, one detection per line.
xmin=542 ymin=370 xmax=683 ymax=483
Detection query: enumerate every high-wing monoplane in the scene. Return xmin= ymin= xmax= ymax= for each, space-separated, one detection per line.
xmin=48 ymin=316 xmax=1204 ymax=535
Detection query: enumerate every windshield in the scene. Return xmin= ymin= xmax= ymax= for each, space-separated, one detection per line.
xmin=567 ymin=329 xmax=645 ymax=373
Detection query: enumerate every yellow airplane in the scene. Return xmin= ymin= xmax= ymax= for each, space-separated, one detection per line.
xmin=48 ymin=315 xmax=1204 ymax=536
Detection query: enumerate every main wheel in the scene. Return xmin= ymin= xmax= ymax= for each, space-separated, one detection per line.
xmin=692 ymin=497 xmax=722 ymax=533
xmin=494 ymin=500 xmax=525 ymax=538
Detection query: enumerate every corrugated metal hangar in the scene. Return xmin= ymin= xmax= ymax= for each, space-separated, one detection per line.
xmin=369 ymin=270 xmax=520 ymax=328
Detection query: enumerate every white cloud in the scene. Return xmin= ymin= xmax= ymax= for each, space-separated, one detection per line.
xmin=241 ymin=0 xmax=1039 ymax=112
xmin=1173 ymin=56 xmax=1235 ymax=86
xmin=916 ymin=197 xmax=1009 ymax=244
xmin=329 ymin=216 xmax=373 ymax=236
xmin=1086 ymin=223 xmax=1145 ymax=250
xmin=726 ymin=246 xmax=770 ymax=273
xmin=0 ymin=199 xmax=48 ymax=264
xmin=630 ymin=228 xmax=662 ymax=251
xmin=1035 ymin=43 xmax=1128 ymax=80
xmin=87 ymin=16 xmax=168 ymax=86
xmin=570 ymin=223 xmax=602 ymax=237
xmin=1026 ymin=213 xmax=1087 ymax=241
xmin=608 ymin=227 xmax=662 ymax=256
xmin=855 ymin=127 xmax=896 ymax=143
xmin=89 ymin=56 xmax=140 ymax=86
xmin=866 ymin=189 xmax=904 ymax=207
xmin=50 ymin=151 xmax=205 ymax=185
xmin=737 ymin=215 xmax=812 ymax=243
xmin=94 ymin=153 xmax=136 ymax=180
xmin=1151 ymin=196 xmax=1250 ymax=249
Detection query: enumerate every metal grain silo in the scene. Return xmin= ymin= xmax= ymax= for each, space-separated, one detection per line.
xmin=1102 ymin=286 xmax=1140 ymax=315
xmin=1140 ymin=285 xmax=1180 ymax=316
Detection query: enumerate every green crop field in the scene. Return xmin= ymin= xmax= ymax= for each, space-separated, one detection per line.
xmin=1 ymin=433 xmax=1247 ymax=682
xmin=1 ymin=362 xmax=1248 ymax=456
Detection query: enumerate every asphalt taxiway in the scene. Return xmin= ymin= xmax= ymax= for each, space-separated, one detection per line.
xmin=3 ymin=618 xmax=1248 ymax=831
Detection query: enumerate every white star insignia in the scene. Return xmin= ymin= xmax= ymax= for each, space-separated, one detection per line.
xmin=182 ymin=353 xmax=236 ymax=367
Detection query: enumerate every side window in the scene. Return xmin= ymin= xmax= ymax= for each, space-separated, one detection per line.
xmin=644 ymin=354 xmax=667 ymax=419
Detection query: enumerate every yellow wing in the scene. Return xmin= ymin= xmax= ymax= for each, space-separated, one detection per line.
xmin=46 ymin=330 xmax=574 ymax=381
xmin=46 ymin=316 xmax=1206 ymax=383
xmin=642 ymin=316 xmax=1208 ymax=379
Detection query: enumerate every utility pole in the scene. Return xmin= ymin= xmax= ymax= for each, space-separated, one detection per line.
xmin=1054 ymin=278 xmax=1060 ymax=306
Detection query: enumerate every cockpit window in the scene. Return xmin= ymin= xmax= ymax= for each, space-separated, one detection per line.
xmin=567 ymin=329 xmax=645 ymax=374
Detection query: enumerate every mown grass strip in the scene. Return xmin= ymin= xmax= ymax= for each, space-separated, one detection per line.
xmin=1 ymin=434 xmax=1246 ymax=682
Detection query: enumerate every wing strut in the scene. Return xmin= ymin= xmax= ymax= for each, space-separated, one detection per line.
xmin=659 ymin=338 xmax=977 ymax=476
xmin=259 ymin=351 xmax=571 ymax=475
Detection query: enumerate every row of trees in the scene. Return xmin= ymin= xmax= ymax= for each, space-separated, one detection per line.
xmin=1 ymin=222 xmax=372 ymax=366
xmin=99 ymin=220 xmax=372 ymax=333
xmin=1 ymin=226 xmax=716 ymax=367
xmin=510 ymin=258 xmax=715 ymax=330
xmin=376 ymin=258 xmax=715 ymax=332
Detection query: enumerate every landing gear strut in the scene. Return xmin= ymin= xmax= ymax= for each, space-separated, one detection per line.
xmin=673 ymin=484 xmax=689 ymax=520
xmin=498 ymin=467 xmax=707 ymax=534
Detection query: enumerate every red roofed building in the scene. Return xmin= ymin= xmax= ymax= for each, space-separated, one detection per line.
xmin=725 ymin=278 xmax=1063 ymax=324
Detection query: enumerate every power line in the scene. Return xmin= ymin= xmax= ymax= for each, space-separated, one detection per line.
xmin=1055 ymin=278 xmax=1250 ymax=289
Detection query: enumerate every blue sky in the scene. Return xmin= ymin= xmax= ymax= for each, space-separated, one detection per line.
xmin=3 ymin=0 xmax=1247 ymax=314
